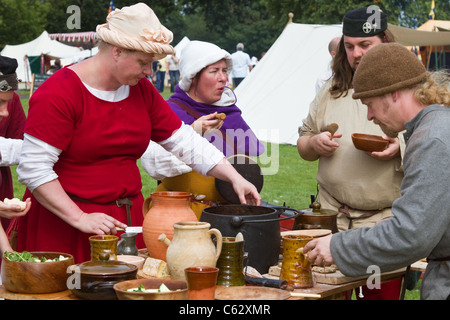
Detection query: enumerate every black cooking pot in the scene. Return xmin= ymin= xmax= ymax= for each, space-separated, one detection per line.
xmin=200 ymin=205 xmax=301 ymax=274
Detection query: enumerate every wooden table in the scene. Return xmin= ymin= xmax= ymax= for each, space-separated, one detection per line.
xmin=0 ymin=268 xmax=406 ymax=301
xmin=0 ymin=286 xmax=79 ymax=300
xmin=287 ymin=268 xmax=407 ymax=299
xmin=2 ymin=258 xmax=420 ymax=301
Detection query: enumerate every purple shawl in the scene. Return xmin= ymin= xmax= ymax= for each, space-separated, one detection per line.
xmin=167 ymin=85 xmax=265 ymax=157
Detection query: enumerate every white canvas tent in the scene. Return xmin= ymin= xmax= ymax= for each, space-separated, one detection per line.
xmin=388 ymin=22 xmax=450 ymax=46
xmin=1 ymin=31 xmax=82 ymax=83
xmin=235 ymin=23 xmax=343 ymax=145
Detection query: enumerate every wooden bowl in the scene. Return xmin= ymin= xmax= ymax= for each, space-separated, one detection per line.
xmin=1 ymin=252 xmax=74 ymax=294
xmin=114 ymin=278 xmax=188 ymax=300
xmin=351 ymin=133 xmax=389 ymax=152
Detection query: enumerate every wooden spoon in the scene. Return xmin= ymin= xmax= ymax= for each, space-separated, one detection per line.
xmin=326 ymin=123 xmax=339 ymax=140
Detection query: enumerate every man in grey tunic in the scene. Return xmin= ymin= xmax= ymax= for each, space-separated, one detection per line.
xmin=303 ymin=43 xmax=450 ymax=300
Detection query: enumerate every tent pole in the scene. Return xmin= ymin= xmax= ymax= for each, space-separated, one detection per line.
xmin=434 ymin=46 xmax=438 ymax=71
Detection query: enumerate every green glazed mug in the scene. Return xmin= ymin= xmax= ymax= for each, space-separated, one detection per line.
xmin=216 ymin=237 xmax=246 ymax=286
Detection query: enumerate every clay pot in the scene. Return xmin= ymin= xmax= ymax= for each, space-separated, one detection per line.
xmin=159 ymin=221 xmax=222 ymax=281
xmin=185 ymin=266 xmax=219 ymax=300
xmin=293 ymin=199 xmax=338 ymax=233
xmin=68 ymin=252 xmax=138 ymax=300
xmin=142 ymin=192 xmax=198 ymax=260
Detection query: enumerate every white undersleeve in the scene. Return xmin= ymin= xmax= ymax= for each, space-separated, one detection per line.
xmin=17 ymin=134 xmax=62 ymax=192
xmin=158 ymin=124 xmax=225 ymax=176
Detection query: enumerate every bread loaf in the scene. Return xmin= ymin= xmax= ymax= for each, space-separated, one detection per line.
xmin=4 ymin=198 xmax=26 ymax=211
xmin=143 ymin=257 xmax=170 ymax=278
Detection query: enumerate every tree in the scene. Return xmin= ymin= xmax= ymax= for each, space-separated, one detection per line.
xmin=264 ymin=0 xmax=450 ymax=28
xmin=180 ymin=0 xmax=283 ymax=57
xmin=0 ymin=0 xmax=50 ymax=48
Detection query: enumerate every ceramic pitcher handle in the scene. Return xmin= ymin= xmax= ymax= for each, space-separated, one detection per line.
xmin=209 ymin=228 xmax=222 ymax=261
xmin=142 ymin=195 xmax=152 ymax=216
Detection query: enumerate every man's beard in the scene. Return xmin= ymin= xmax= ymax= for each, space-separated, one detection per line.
xmin=374 ymin=119 xmax=398 ymax=138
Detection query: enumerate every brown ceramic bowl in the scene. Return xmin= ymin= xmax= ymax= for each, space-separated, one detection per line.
xmin=113 ymin=278 xmax=188 ymax=300
xmin=351 ymin=133 xmax=389 ymax=152
xmin=1 ymin=252 xmax=74 ymax=294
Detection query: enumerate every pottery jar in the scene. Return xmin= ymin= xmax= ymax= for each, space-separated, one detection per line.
xmin=68 ymin=252 xmax=137 ymax=300
xmin=159 ymin=221 xmax=222 ymax=281
xmin=216 ymin=237 xmax=246 ymax=286
xmin=280 ymin=235 xmax=314 ymax=289
xmin=142 ymin=192 xmax=198 ymax=260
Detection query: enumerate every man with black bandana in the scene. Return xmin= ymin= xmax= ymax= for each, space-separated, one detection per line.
xmin=297 ymin=7 xmax=403 ymax=299
xmin=0 ymin=55 xmax=31 ymax=254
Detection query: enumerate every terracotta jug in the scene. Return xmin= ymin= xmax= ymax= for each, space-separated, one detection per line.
xmin=142 ymin=192 xmax=198 ymax=260
xmin=159 ymin=221 xmax=222 ymax=281
xmin=280 ymin=235 xmax=314 ymax=289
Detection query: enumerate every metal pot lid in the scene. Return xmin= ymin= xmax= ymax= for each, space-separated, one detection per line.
xmin=300 ymin=200 xmax=338 ymax=217
xmin=300 ymin=208 xmax=338 ymax=217
xmin=77 ymin=252 xmax=137 ymax=275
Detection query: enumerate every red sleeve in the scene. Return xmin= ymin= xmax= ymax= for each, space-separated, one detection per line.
xmin=1 ymin=92 xmax=26 ymax=139
xmin=25 ymin=69 xmax=82 ymax=150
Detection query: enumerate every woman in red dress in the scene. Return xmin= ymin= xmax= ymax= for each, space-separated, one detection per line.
xmin=0 ymin=91 xmax=26 ymax=232
xmin=13 ymin=3 xmax=260 ymax=263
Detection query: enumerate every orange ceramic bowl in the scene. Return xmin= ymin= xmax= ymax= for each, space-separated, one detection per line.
xmin=351 ymin=133 xmax=389 ymax=152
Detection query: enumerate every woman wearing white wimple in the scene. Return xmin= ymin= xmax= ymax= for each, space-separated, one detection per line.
xmin=141 ymin=41 xmax=265 ymax=218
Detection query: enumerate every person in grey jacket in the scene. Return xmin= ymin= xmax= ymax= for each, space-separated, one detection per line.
xmin=303 ymin=43 xmax=450 ymax=300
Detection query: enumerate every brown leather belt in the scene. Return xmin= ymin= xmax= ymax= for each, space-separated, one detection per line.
xmin=68 ymin=194 xmax=133 ymax=226
xmin=338 ymin=204 xmax=381 ymax=230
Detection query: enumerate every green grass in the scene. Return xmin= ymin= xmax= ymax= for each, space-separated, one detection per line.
xmin=14 ymin=88 xmax=420 ymax=300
